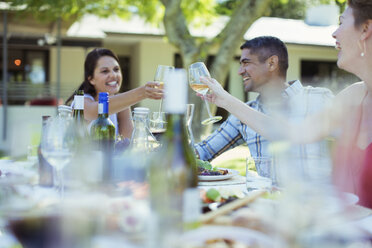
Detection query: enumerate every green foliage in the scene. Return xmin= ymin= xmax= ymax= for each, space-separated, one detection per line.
xmin=335 ymin=0 xmax=347 ymax=12
xmin=9 ymin=0 xmax=159 ymax=22
xmin=182 ymin=0 xmax=218 ymax=27
xmin=216 ymin=0 xmax=346 ymax=20
xmin=215 ymin=0 xmax=238 ymax=16
xmin=268 ymin=0 xmax=307 ymax=19
xmin=9 ymin=0 xmax=346 ymax=28
xmin=9 ymin=0 xmax=218 ymax=27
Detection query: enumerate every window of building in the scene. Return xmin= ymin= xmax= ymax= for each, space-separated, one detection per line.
xmin=118 ymin=56 xmax=131 ymax=93
xmin=0 ymin=48 xmax=49 ymax=104
xmin=0 ymin=49 xmax=49 ymax=84
xmin=301 ymin=60 xmax=359 ymax=93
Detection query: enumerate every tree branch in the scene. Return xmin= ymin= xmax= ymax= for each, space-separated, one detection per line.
xmin=209 ymin=0 xmax=272 ymax=84
xmin=160 ymin=0 xmax=199 ymax=66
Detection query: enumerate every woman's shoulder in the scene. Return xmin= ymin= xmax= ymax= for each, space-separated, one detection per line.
xmin=84 ymin=93 xmax=95 ymax=101
xmin=336 ymin=81 xmax=366 ymax=106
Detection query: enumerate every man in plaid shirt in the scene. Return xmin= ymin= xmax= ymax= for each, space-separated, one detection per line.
xmin=195 ymin=36 xmax=334 ymax=181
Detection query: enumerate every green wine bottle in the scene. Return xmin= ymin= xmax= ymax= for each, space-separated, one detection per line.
xmin=90 ymin=92 xmax=116 ymax=181
xmin=149 ymin=69 xmax=199 ymax=246
xmin=73 ymin=90 xmax=88 ymax=140
xmin=90 ymin=92 xmax=116 ymax=142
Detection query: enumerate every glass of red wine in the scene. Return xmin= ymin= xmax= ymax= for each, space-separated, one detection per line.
xmin=149 ymin=111 xmax=167 ymax=141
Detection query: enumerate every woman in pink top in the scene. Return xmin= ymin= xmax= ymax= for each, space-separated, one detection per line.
xmin=199 ymin=0 xmax=372 ymax=208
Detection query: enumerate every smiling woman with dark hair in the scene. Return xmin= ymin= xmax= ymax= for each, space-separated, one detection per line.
xmin=199 ymin=0 xmax=372 ymax=208
xmin=66 ymin=48 xmax=163 ymax=139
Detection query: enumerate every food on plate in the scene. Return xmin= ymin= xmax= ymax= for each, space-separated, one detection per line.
xmin=200 ymin=188 xmax=245 ymax=204
xmin=200 ymin=188 xmax=246 ymax=213
xmin=197 ymin=159 xmax=228 ymax=176
xmin=197 ymin=159 xmax=212 ymax=170
xmin=106 ymin=197 xmax=150 ymax=233
xmin=116 ymin=181 xmax=149 ymax=199
xmin=261 ymin=191 xmax=282 ymax=200
xmin=181 ymin=238 xmax=260 ymax=248
xmin=231 ymin=208 xmax=271 ymax=233
xmin=199 ymin=238 xmax=253 ymax=248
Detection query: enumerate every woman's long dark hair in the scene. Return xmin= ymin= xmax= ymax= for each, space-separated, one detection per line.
xmin=65 ymin=48 xmax=120 ymax=105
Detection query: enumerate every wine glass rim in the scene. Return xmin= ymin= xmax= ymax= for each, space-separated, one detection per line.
xmin=157 ymin=65 xmax=174 ymax=69
xmin=189 ymin=62 xmax=206 ymax=68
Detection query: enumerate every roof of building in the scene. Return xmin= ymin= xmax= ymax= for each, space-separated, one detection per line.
xmin=244 ymin=17 xmax=337 ymax=47
xmin=67 ymin=15 xmax=337 ymax=47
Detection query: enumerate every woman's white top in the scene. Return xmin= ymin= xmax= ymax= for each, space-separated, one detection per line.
xmin=71 ymin=93 xmax=118 ymax=136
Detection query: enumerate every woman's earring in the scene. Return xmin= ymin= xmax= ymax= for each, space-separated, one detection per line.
xmin=361 ymin=41 xmax=366 ymax=57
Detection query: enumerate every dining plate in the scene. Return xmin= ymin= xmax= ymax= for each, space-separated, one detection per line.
xmin=180 ymin=225 xmax=275 ymax=247
xmin=323 ymin=191 xmax=359 ymax=214
xmin=198 ymin=168 xmax=239 ymax=181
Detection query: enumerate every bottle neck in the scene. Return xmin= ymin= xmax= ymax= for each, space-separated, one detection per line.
xmin=58 ymin=112 xmax=72 ymax=118
xmin=133 ymin=114 xmax=148 ymax=128
xmin=164 ymin=113 xmax=186 ymax=140
xmin=98 ymin=101 xmax=109 ymax=118
xmin=74 ymin=95 xmax=84 ymax=110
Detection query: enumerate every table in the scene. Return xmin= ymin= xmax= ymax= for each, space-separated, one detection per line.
xmin=1 ymin=159 xmax=372 ymax=248
xmin=198 ymin=173 xmax=372 ymax=241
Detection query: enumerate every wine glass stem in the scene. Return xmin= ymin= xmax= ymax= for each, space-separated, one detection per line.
xmin=187 ymin=125 xmax=195 ymax=147
xmin=158 ymin=99 xmax=163 ymax=118
xmin=204 ymin=99 xmax=213 ymax=118
xmin=56 ymin=169 xmax=64 ymax=199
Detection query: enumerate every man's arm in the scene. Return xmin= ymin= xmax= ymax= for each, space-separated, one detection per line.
xmin=195 ymin=116 xmax=245 ymax=161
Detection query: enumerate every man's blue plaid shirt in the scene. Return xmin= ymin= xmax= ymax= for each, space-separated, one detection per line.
xmin=195 ymin=80 xmax=334 ymax=166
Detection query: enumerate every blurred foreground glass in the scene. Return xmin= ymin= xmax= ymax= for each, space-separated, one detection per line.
xmin=246 ymin=156 xmax=273 ymax=192
xmin=188 ymin=62 xmax=222 ymax=125
xmin=27 ymin=145 xmax=38 ymax=165
xmin=185 ymin=104 xmax=195 ymax=147
xmin=148 ymin=69 xmax=200 ymax=248
xmin=273 ymin=152 xmax=332 ymax=187
xmin=40 ymin=108 xmax=74 ymax=197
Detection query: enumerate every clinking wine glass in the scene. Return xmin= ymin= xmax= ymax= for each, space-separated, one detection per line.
xmin=153 ymin=65 xmax=174 ymax=125
xmin=188 ymin=62 xmax=222 ymax=125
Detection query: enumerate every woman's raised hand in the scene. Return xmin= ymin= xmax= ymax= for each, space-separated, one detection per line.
xmin=144 ymin=81 xmax=164 ymax=100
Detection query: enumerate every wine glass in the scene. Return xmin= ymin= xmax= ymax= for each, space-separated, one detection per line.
xmin=152 ymin=65 xmax=174 ymax=124
xmin=188 ymin=62 xmax=222 ymax=125
xmin=185 ymin=104 xmax=195 ymax=147
xmin=150 ymin=112 xmax=167 ymax=141
xmin=40 ymin=116 xmax=74 ymax=197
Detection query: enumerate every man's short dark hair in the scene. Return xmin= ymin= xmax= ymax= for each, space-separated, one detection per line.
xmin=240 ymin=36 xmax=288 ymax=77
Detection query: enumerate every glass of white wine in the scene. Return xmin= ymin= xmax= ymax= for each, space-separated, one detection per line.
xmin=152 ymin=65 xmax=174 ymax=127
xmin=188 ymin=62 xmax=222 ymax=125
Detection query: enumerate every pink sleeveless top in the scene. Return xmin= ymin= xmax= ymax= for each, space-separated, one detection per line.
xmin=332 ymin=92 xmax=372 ymax=208
xmin=358 ymin=144 xmax=372 ymax=208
